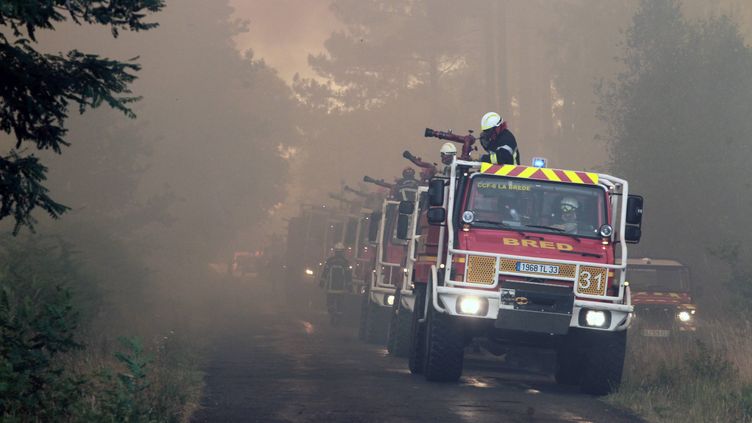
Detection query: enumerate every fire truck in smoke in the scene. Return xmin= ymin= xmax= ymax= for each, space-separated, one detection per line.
xmin=404 ymin=128 xmax=644 ymax=395
xmin=284 ymin=190 xmax=375 ymax=317
xmin=384 ymin=151 xmax=439 ymax=357
xmin=626 ymin=258 xmax=697 ymax=337
xmin=358 ymin=173 xmax=419 ymax=344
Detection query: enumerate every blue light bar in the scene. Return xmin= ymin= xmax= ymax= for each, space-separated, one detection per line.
xmin=532 ymin=157 xmax=547 ymax=168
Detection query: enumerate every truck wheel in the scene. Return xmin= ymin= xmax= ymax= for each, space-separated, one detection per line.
xmin=387 ymin=290 xmax=400 ymax=354
xmin=408 ymin=285 xmax=427 ymax=374
xmin=358 ymin=289 xmax=369 ymax=341
xmin=423 ymin=298 xmax=465 ymax=382
xmin=365 ymin=301 xmax=387 ymax=344
xmin=391 ymin=302 xmax=412 ymax=358
xmin=555 ymin=331 xmax=583 ymax=386
xmin=580 ymin=330 xmax=627 ymax=395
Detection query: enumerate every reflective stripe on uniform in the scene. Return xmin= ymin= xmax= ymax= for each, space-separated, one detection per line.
xmin=501 ymin=145 xmax=515 ymax=156
xmin=490 ymin=152 xmax=498 ymax=164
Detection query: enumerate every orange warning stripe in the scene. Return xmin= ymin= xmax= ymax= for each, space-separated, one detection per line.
xmin=479 ymin=163 xmax=599 ymax=185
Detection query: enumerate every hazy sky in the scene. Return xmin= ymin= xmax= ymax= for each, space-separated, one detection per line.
xmin=230 ymin=0 xmax=341 ymax=81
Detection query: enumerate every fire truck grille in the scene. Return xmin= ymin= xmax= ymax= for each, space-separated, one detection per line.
xmin=466 ymin=256 xmax=497 ymax=285
xmin=635 ymin=306 xmax=676 ymax=328
xmin=575 ymin=266 xmax=608 ymax=296
xmin=499 ymin=259 xmax=576 ymax=278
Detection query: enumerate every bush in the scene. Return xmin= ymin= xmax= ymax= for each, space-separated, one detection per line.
xmin=0 ymin=236 xmax=200 ymax=422
xmin=0 ymin=237 xmax=87 ymax=421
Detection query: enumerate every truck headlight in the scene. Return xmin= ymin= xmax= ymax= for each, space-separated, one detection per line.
xmin=305 ymin=268 xmax=314 ymax=276
xmin=456 ymin=296 xmax=488 ymax=316
xmin=677 ymin=311 xmax=692 ymax=322
xmin=579 ymin=309 xmax=611 ymax=328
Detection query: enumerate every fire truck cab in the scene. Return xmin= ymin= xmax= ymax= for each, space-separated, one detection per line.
xmin=408 ymin=158 xmax=644 ymax=395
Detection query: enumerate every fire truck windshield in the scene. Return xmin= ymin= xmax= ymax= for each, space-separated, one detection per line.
xmin=628 ymin=267 xmax=689 ymax=292
xmin=464 ymin=175 xmax=607 ymax=239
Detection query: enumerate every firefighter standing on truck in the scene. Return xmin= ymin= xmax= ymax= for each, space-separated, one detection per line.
xmin=479 ymin=112 xmax=520 ymax=165
xmin=440 ymin=142 xmax=457 ymax=175
xmin=319 ymin=242 xmax=352 ymax=324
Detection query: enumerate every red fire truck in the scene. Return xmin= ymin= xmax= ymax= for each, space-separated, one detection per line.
xmin=358 ymin=175 xmax=417 ymax=344
xmin=386 ymin=151 xmax=437 ymax=357
xmin=405 ymin=129 xmax=644 ymax=395
xmin=627 ymin=258 xmax=697 ymax=337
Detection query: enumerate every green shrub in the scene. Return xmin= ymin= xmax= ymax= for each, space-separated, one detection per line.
xmin=0 ymin=236 xmax=200 ymax=422
xmin=0 ymin=237 xmax=87 ymax=421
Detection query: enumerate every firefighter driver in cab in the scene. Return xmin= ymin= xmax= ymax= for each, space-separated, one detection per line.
xmin=552 ymin=196 xmax=580 ymax=234
xmin=319 ymin=242 xmax=352 ymax=324
xmin=479 ymin=112 xmax=520 ymax=165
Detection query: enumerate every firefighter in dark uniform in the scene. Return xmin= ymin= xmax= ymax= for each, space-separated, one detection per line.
xmin=479 ymin=112 xmax=520 ymax=165
xmin=396 ymin=167 xmax=419 ymax=190
xmin=319 ymin=242 xmax=352 ymax=325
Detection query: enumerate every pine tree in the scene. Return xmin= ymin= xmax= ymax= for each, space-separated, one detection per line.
xmin=0 ymin=0 xmax=164 ymax=233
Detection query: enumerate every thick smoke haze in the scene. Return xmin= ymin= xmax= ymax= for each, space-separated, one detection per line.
xmin=2 ymin=0 xmax=752 ymax=290
xmin=231 ymin=0 xmax=341 ymax=81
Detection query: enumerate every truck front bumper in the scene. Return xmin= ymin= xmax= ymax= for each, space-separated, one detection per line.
xmin=433 ymin=281 xmax=632 ymax=333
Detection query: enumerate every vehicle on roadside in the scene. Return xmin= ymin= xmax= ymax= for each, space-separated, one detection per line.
xmin=626 ymin=258 xmax=697 ymax=337
xmin=231 ymin=251 xmax=260 ymax=278
xmin=406 ymin=129 xmax=644 ymax=395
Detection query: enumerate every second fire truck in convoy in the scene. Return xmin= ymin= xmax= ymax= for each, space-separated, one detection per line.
xmin=403 ymin=128 xmax=644 ymax=395
xmin=384 ymin=151 xmax=439 ymax=357
xmin=358 ymin=174 xmax=419 ymax=344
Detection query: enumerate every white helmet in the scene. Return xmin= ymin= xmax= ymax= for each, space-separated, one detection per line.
xmin=481 ymin=112 xmax=504 ymax=131
xmin=440 ymin=142 xmax=456 ymax=155
xmin=333 ymin=242 xmax=345 ymax=252
xmin=560 ymin=196 xmax=579 ymax=213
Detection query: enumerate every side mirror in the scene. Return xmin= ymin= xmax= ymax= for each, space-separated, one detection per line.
xmin=624 ymin=225 xmax=641 ymax=244
xmin=399 ymin=200 xmax=415 ymax=215
xmin=626 ymin=195 xmax=644 ymax=225
xmin=368 ymin=212 xmax=382 ymax=242
xmin=428 ymin=179 xmax=445 ymax=207
xmin=396 ymin=214 xmax=410 ymax=240
xmin=427 ymin=208 xmax=446 ymax=225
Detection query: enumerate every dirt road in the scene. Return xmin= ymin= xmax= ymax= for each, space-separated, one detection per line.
xmin=190 ymin=277 xmax=642 ymax=422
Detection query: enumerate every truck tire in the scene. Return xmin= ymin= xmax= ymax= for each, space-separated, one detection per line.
xmin=423 ymin=297 xmax=465 ymax=382
xmin=387 ymin=289 xmax=400 ymax=354
xmin=408 ymin=285 xmax=427 ymax=374
xmin=358 ymin=289 xmax=369 ymax=341
xmin=580 ymin=330 xmax=627 ymax=395
xmin=555 ymin=331 xmax=583 ymax=386
xmin=389 ymin=299 xmax=412 ymax=358
xmin=365 ymin=301 xmax=388 ymax=344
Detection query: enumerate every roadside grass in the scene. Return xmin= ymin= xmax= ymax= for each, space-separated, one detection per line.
xmin=71 ymin=333 xmax=204 ymax=423
xmin=608 ymin=320 xmax=752 ymax=423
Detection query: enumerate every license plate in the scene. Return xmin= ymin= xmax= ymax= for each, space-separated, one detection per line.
xmin=642 ymin=329 xmax=670 ymax=338
xmin=515 ymin=262 xmax=560 ymax=275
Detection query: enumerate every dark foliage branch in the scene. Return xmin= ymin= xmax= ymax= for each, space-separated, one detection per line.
xmin=0 ymin=152 xmax=69 ymax=234
xmin=0 ymin=0 xmax=164 ymax=40
xmin=0 ymin=0 xmax=164 ymax=232
xmin=0 ymin=40 xmax=142 ymax=152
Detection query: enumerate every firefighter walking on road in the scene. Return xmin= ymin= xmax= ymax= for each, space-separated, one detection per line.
xmin=479 ymin=112 xmax=520 ymax=165
xmin=319 ymin=242 xmax=352 ymax=325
